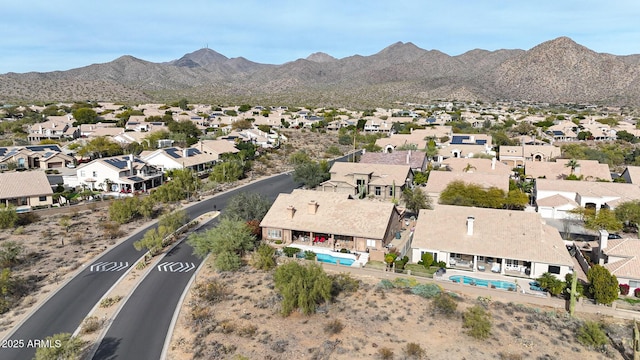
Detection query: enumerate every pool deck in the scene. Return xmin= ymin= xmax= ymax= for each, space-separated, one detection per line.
xmin=440 ymin=269 xmax=547 ymax=296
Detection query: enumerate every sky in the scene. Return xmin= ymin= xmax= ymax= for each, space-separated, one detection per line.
xmin=2 ymin=0 xmax=640 ymax=74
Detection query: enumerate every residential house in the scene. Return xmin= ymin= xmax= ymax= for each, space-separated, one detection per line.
xmin=525 ymin=159 xmax=612 ymax=181
xmin=534 ymin=179 xmax=640 ymax=219
xmin=260 ymin=189 xmax=404 ymax=258
xmin=68 ymin=154 xmax=163 ymax=193
xmin=193 ymin=139 xmax=240 ymax=160
xmin=440 ymin=157 xmax=512 ymax=177
xmin=27 ymin=115 xmax=79 ymax=142
xmin=0 ymin=171 xmax=54 ymax=211
xmin=411 ymin=205 xmax=574 ymax=279
xmin=437 ymin=133 xmax=494 ymax=160
xmin=546 ymin=121 xmax=578 ymax=142
xmin=596 ymin=231 xmax=640 ymax=295
xmin=375 ymin=127 xmax=453 ymax=153
xmin=140 ymin=147 xmax=217 ymax=172
xmin=424 ymin=171 xmax=509 ymax=202
xmin=320 ymin=162 xmax=412 ymax=200
xmin=0 ymin=144 xmax=74 ymax=170
xmin=359 ymin=150 xmax=427 ymax=172
xmin=499 ymin=144 xmax=562 ymax=167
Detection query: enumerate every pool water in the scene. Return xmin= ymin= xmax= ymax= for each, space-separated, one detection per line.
xmin=449 ymin=275 xmax=516 ymax=291
xmin=316 ymin=253 xmax=355 ymax=266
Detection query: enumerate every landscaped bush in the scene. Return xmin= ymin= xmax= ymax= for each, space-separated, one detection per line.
xmin=80 ymin=316 xmax=102 ymax=334
xmin=304 ymin=250 xmax=316 ymax=260
xmin=620 ymin=283 xmax=630 ymax=296
xmin=282 ymin=247 xmax=300 ymax=258
xmin=635 ymin=288 xmax=640 ymax=298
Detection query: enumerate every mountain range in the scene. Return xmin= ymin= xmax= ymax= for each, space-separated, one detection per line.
xmin=1 ymin=37 xmax=640 ymax=108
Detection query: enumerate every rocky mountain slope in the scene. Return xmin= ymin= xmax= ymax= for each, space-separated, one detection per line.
xmin=1 ymin=37 xmax=639 ymax=107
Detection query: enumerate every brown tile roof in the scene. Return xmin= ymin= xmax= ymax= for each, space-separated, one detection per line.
xmin=412 ymin=205 xmax=574 ymax=266
xmin=424 ymin=171 xmax=509 ymax=195
xmin=328 ymin=162 xmax=412 ymax=187
xmin=360 ymin=150 xmax=426 ymax=170
xmin=441 ymin=157 xmax=511 ymax=176
xmin=535 ymin=179 xmax=640 ymax=205
xmin=525 ymin=159 xmax=612 ymax=181
xmin=603 ymin=239 xmax=640 ymax=280
xmin=260 ymin=189 xmax=397 ymax=240
xmin=0 ymin=171 xmax=52 ymax=199
xmin=535 ymin=194 xmax=578 ymax=207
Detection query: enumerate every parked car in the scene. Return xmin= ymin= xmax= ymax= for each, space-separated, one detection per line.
xmin=608 ymin=233 xmax=622 ymax=239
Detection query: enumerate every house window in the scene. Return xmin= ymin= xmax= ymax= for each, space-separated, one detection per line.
xmin=366 ymin=239 xmax=376 ymax=248
xmin=267 ymin=229 xmax=282 ymax=239
xmin=375 ymin=186 xmax=381 ymax=196
xmin=80 ymin=170 xmax=85 ymax=177
xmin=39 ymin=196 xmax=47 ymax=201
xmin=92 ymin=171 xmax=97 ymax=177
xmin=505 ymin=259 xmax=519 ymax=267
xmin=0 ymin=164 xmax=6 ymax=170
xmin=630 ymin=280 xmax=640 ymax=288
xmin=548 ymin=265 xmax=561 ymax=274
xmin=389 ymin=187 xmax=394 ymax=196
xmin=17 ymin=158 xmax=25 ymax=169
xmin=477 ymin=256 xmax=485 ymax=262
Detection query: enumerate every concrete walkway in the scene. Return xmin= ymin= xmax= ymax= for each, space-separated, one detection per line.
xmin=319 ymin=261 xmax=640 ymax=321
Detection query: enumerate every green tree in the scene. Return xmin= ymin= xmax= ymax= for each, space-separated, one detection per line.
xmin=0 ymin=205 xmax=18 ymax=229
xmin=77 ymin=136 xmax=124 ymax=159
xmin=176 ymin=98 xmax=189 ymax=110
xmin=587 ymin=265 xmax=619 ymax=305
xmin=413 ymin=171 xmax=428 ymax=186
xmin=210 ymin=161 xmax=244 ymax=183
xmin=223 ymin=192 xmax=272 ymax=223
xmin=134 ymin=225 xmax=169 ymax=256
xmin=169 ymin=169 xmax=201 ymax=201
xmin=614 ymin=200 xmax=640 ymax=230
xmin=108 ymin=197 xmax=141 ymax=224
xmin=187 ymin=218 xmax=256 ymax=271
xmin=71 ymin=108 xmax=99 ymax=125
xmin=158 ymin=209 xmax=188 ymax=233
xmin=288 ymin=150 xmax=311 ymax=165
xmin=274 ymin=262 xmax=332 ymax=316
xmin=167 ymin=120 xmax=201 ymax=146
xmin=503 ymin=189 xmax=529 ymax=210
xmin=565 ymin=158 xmax=580 ymax=175
xmin=292 ymin=161 xmax=330 ymax=189
xmin=238 ymin=104 xmax=252 ymax=112
xmin=402 ymin=187 xmax=432 ymax=214
xmin=462 ymin=305 xmax=492 ymax=340
xmin=536 ymin=272 xmax=565 ymax=296
xmin=576 ymin=207 xmax=623 ymax=233
xmin=616 ymin=130 xmax=637 ymax=143
xmin=34 ymin=333 xmax=86 ymax=360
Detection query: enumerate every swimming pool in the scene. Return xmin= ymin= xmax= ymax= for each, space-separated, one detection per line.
xmin=449 ymin=275 xmax=516 ymax=291
xmin=316 ymin=253 xmax=355 ymax=266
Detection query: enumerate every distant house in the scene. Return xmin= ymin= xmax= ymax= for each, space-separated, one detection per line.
xmin=424 ymin=171 xmax=509 ymax=202
xmin=0 ymin=171 xmax=53 ymax=211
xmin=375 ymin=127 xmax=453 ymax=153
xmin=0 ymin=144 xmax=74 ymax=170
xmin=534 ymin=179 xmax=640 ymax=219
xmin=27 ymin=115 xmax=79 ymax=142
xmin=437 ymin=133 xmax=494 ymax=160
xmin=260 ymin=189 xmax=403 ymax=256
xmin=320 ymin=162 xmax=412 ymax=200
xmin=359 ymin=150 xmax=427 ymax=172
xmin=141 ymin=147 xmax=217 ymax=172
xmin=193 ymin=139 xmax=240 ymax=160
xmin=68 ymin=155 xmax=163 ymax=193
xmin=499 ymin=144 xmax=562 ymax=167
xmin=411 ymin=205 xmax=574 ymax=280
xmin=525 ymin=159 xmax=612 ymax=181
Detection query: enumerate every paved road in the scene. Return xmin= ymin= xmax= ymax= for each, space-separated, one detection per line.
xmin=91 ymin=172 xmax=299 ymax=360
xmin=0 ymin=172 xmax=298 ymax=360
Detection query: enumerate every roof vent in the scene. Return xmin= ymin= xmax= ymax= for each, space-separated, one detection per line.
xmin=466 ymin=216 xmax=475 ymax=236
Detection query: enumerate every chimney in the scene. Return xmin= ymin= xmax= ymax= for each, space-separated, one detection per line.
xmin=491 ymin=157 xmax=496 ymax=170
xmin=286 ymin=205 xmax=296 ymax=219
xmin=128 ymin=154 xmax=134 ymax=173
xmin=183 ymin=148 xmax=189 ymax=158
xmin=466 ymin=216 xmax=475 ymax=236
xmin=406 ymin=150 xmax=411 ymax=165
xmin=598 ymin=229 xmax=608 ymax=265
xmin=308 ymin=200 xmax=318 ymax=215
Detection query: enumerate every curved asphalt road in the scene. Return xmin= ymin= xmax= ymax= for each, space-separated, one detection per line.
xmin=0 ymin=172 xmax=298 ymax=360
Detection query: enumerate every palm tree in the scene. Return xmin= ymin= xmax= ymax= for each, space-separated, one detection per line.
xmin=565 ymin=158 xmax=580 ymax=175
xmin=463 ymin=163 xmax=477 ymax=173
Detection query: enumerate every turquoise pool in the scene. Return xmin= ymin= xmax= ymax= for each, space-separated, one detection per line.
xmin=316 ymin=253 xmax=355 ymax=266
xmin=449 ymin=275 xmax=516 ymax=291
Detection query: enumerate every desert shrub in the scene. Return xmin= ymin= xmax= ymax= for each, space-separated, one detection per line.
xmin=99 ymin=295 xmax=123 ymax=308
xmin=251 ymin=243 xmax=277 ymax=271
xmin=193 ymin=279 xmax=230 ymax=303
xmin=330 ymin=272 xmax=360 ymax=296
xmin=80 ymin=316 xmax=102 ymax=334
xmin=377 ymin=279 xmax=395 ymax=290
xmin=404 ymin=342 xmax=425 ymax=358
xmin=282 ymin=247 xmax=300 ymax=258
xmin=378 ymin=347 xmax=394 ymax=360
xmin=463 ymin=305 xmax=492 ymax=340
xmin=34 ymin=333 xmax=86 ymax=360
xmin=620 ymin=283 xmax=630 ymax=296
xmin=274 ymin=262 xmax=332 ymax=316
xmin=411 ymin=283 xmax=441 ymax=299
xmin=237 ymin=324 xmax=258 ymax=337
xmin=324 ymin=319 xmax=345 ymax=335
xmin=392 ymin=277 xmax=418 ymax=288
xmin=0 ymin=241 xmax=24 ymax=267
xmin=431 ymin=293 xmax=458 ymax=317
xmin=576 ymin=321 xmax=608 ymax=349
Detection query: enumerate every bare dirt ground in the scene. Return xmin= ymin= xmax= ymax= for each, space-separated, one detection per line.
xmin=167 ymin=262 xmax=632 ymax=360
xmin=0 ymin=204 xmax=157 ymax=339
